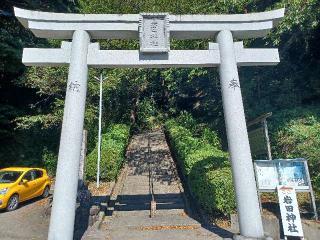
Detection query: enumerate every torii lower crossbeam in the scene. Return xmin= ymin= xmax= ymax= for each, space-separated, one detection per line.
xmin=23 ymin=42 xmax=279 ymax=68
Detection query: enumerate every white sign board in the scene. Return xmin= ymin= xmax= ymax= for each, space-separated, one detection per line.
xmin=277 ymin=186 xmax=304 ymax=237
xmin=254 ymin=159 xmax=310 ymax=191
xmin=255 ymin=161 xmax=279 ymax=189
xmin=139 ymin=13 xmax=170 ymax=53
xmin=278 ymin=161 xmax=309 ymax=190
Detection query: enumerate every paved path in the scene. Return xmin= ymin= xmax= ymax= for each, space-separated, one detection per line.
xmin=84 ymin=130 xmax=231 ymax=240
xmin=0 ymin=197 xmax=50 ymax=240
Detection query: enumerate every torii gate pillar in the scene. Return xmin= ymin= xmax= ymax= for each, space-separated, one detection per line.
xmin=217 ymin=30 xmax=264 ymax=237
xmin=48 ymin=30 xmax=90 ymax=240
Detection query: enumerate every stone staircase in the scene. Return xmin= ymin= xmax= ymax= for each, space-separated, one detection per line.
xmin=83 ymin=130 xmax=229 ymax=240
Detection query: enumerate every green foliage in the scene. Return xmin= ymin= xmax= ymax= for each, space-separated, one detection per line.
xmin=0 ymin=0 xmax=80 ymax=166
xmin=42 ymin=148 xmax=58 ymax=176
xmin=269 ymin=107 xmax=320 ymax=190
xmin=86 ymin=124 xmax=130 ymax=181
xmin=135 ymin=98 xmax=163 ymax=131
xmin=175 ymin=111 xmax=198 ymax=132
xmin=189 ymin=166 xmax=235 ymax=215
xmin=175 ymin=111 xmax=222 ymax=148
xmin=165 ymin=122 xmax=201 ymax=175
xmin=165 ymin=116 xmax=235 ymax=215
xmin=242 ymin=0 xmax=320 ymax=118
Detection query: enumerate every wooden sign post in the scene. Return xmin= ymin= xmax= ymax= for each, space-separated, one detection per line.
xmin=277 ymin=186 xmax=304 ymax=239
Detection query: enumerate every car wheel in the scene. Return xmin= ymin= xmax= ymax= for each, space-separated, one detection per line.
xmin=6 ymin=194 xmax=19 ymax=211
xmin=42 ymin=186 xmax=50 ymax=198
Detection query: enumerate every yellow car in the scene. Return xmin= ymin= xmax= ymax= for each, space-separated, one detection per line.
xmin=0 ymin=167 xmax=51 ymax=211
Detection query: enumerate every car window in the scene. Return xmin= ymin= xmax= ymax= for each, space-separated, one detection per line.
xmin=23 ymin=171 xmax=35 ymax=181
xmin=0 ymin=171 xmax=23 ymax=183
xmin=34 ymin=170 xmax=43 ymax=179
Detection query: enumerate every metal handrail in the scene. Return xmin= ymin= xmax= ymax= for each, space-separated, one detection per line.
xmin=148 ymin=136 xmax=155 ymax=202
xmin=147 ymin=135 xmax=156 ymax=217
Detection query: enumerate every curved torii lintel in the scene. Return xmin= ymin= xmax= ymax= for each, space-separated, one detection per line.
xmin=14 ymin=7 xmax=285 ymax=40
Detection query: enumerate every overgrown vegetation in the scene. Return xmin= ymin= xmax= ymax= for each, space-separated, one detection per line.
xmin=86 ymin=124 xmax=130 ymax=181
xmin=269 ymin=107 xmax=320 ymax=191
xmin=165 ymin=113 xmax=236 ymax=215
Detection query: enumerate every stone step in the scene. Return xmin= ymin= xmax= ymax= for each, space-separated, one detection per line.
xmin=127 ymin=161 xmax=174 ymax=168
xmin=121 ymin=182 xmax=181 ymax=189
xmin=118 ymin=196 xmax=183 ymax=203
xmin=122 ymin=182 xmax=181 ymax=189
xmin=118 ymin=193 xmax=184 ymax=201
xmin=84 ymin=222 xmax=222 ymax=240
xmin=117 ymin=198 xmax=184 ymax=208
xmin=124 ymin=178 xmax=180 ymax=184
xmin=115 ymin=201 xmax=185 ymax=211
xmin=118 ymin=193 xmax=183 ymax=200
xmin=107 ymin=228 xmax=220 ymax=240
xmin=121 ymin=188 xmax=181 ymax=195
xmin=128 ymin=168 xmax=176 ymax=173
xmin=127 ymin=161 xmax=173 ymax=166
xmin=112 ymin=209 xmax=186 ymax=217
xmin=82 ymin=230 xmax=107 ymax=240
xmin=109 ymin=213 xmax=200 ymax=228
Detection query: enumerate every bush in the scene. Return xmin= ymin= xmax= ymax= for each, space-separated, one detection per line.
xmin=165 ymin=118 xmax=236 ymax=215
xmin=86 ymin=124 xmax=130 ymax=181
xmin=189 ymin=165 xmax=235 ymax=215
xmin=270 ymin=107 xmax=320 ymax=191
xmin=42 ymin=148 xmax=57 ymax=176
xmin=135 ymin=98 xmax=163 ymax=131
xmin=176 ymin=111 xmax=198 ymax=132
xmin=175 ymin=111 xmax=222 ymax=148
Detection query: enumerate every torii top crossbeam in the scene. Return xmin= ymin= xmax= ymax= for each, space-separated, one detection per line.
xmin=14 ymin=8 xmax=285 ymax=68
xmin=14 ymin=7 xmax=284 ymax=39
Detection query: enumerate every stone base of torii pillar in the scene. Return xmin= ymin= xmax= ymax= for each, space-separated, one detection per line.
xmin=225 ymin=234 xmax=274 ymax=240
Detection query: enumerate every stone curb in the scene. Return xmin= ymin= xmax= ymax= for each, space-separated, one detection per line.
xmin=92 ymin=211 xmax=105 ymax=230
xmin=85 ymin=162 xmax=129 ymax=232
xmin=105 ymin=163 xmax=129 ymax=216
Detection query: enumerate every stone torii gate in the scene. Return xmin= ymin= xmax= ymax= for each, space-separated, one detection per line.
xmin=14 ymin=7 xmax=285 ymax=240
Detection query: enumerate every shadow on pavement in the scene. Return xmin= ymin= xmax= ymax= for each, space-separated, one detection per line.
xmin=74 ymin=183 xmax=107 ymax=240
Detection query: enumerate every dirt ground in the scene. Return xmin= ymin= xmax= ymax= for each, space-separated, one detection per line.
xmin=87 ymin=181 xmax=114 ymax=197
xmin=260 ymin=192 xmax=319 ymax=219
xmin=0 ymin=197 xmax=50 ymax=240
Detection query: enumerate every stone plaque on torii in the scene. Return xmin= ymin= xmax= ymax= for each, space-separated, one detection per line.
xmin=14 ymin=7 xmax=285 ymax=240
xmin=139 ymin=13 xmax=170 ymax=53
